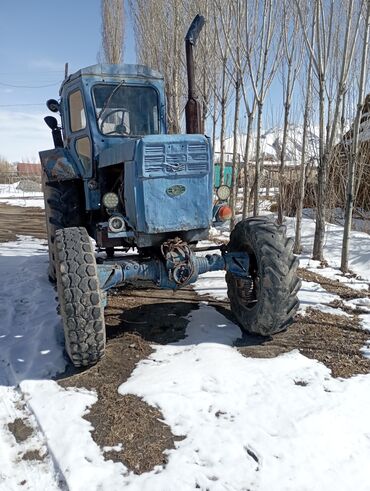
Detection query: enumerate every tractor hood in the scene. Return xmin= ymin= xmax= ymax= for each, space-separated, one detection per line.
xmin=124 ymin=134 xmax=213 ymax=236
xmin=98 ymin=139 xmax=137 ymax=168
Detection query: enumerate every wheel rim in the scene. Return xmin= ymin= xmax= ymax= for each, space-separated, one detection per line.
xmin=235 ymin=250 xmax=258 ymax=310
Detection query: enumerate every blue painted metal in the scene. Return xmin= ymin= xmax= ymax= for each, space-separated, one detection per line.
xmin=57 ymin=64 xmax=168 ymax=211
xmin=39 ymin=147 xmax=81 ymax=181
xmin=125 ymin=134 xmax=213 ymax=235
xmin=41 ymin=63 xmax=220 ymax=256
xmin=224 ymin=252 xmax=250 ymax=278
xmin=97 ymin=251 xmax=249 ymax=292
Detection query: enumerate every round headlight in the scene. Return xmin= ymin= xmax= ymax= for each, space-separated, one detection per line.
xmin=217 ymin=185 xmax=231 ymax=201
xmin=102 ymin=192 xmax=119 ymax=209
xmin=108 ymin=215 xmax=125 ymax=232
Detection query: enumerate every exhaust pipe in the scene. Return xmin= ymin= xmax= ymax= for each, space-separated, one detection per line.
xmin=185 ymin=14 xmax=205 ymax=134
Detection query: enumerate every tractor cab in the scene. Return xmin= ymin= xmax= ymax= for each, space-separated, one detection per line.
xmin=45 ymin=64 xmax=166 ymax=177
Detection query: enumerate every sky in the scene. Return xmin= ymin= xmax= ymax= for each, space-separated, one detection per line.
xmin=0 ymin=0 xmax=136 ymax=162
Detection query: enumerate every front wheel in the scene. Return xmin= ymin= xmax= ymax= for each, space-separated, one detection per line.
xmin=55 ymin=227 xmax=106 ymax=367
xmin=226 ymin=217 xmax=300 ymax=336
xmin=43 ymin=181 xmax=83 ymax=282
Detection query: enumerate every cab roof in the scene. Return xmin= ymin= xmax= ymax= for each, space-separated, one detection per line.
xmin=60 ymin=63 xmax=164 ymax=92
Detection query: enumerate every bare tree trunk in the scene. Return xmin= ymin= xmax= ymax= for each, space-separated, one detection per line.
xmin=212 ymin=92 xmax=218 ymax=161
xmin=171 ymin=2 xmax=181 ymax=134
xmin=230 ymin=74 xmax=241 ymax=229
xmin=242 ymin=113 xmax=254 ymax=218
xmin=253 ymin=101 xmax=263 ymax=216
xmin=313 ymin=77 xmax=326 ymax=261
xmin=277 ymin=59 xmax=293 ymax=225
xmin=294 ymin=16 xmax=315 ymax=254
xmin=201 ymin=1 xmax=209 ymax=134
xmin=341 ymin=0 xmax=370 ymax=272
xmin=101 ymin=0 xmax=124 ymax=64
xmin=219 ymin=57 xmax=227 ymax=185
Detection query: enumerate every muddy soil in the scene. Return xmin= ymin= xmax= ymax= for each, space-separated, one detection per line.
xmin=2 ymin=203 xmax=370 ymax=474
xmin=59 ymin=286 xmax=205 ymax=473
xmin=0 ymin=203 xmax=46 ymax=242
xmin=7 ymin=418 xmax=33 ymax=443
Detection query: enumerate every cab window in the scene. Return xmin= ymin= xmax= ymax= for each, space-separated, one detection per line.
xmin=76 ymin=137 xmax=91 ymax=170
xmin=93 ymin=84 xmax=159 ymax=137
xmin=69 ymin=90 xmax=86 ymax=132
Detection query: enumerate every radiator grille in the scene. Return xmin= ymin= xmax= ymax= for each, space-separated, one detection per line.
xmin=143 ymin=141 xmax=209 ymax=175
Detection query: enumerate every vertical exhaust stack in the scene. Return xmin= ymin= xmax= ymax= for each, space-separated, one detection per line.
xmin=185 ymin=14 xmax=205 ymax=134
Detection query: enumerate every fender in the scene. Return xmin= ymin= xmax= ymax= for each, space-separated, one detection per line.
xmin=39 ymin=147 xmax=81 ymax=182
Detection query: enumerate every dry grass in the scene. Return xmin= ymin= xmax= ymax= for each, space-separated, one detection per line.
xmin=238 ymin=308 xmax=370 ymax=378
xmin=297 ymin=267 xmax=370 ymax=300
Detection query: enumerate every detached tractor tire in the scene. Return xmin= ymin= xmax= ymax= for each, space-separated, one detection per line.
xmin=43 ymin=181 xmax=83 ymax=282
xmin=226 ymin=217 xmax=301 ymax=336
xmin=55 ymin=227 xmax=106 ymax=367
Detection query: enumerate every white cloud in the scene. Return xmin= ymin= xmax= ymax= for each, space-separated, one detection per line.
xmin=0 ymin=110 xmax=54 ymax=162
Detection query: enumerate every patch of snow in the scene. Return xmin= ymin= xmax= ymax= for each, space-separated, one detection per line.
xmin=0 ymin=387 xmax=61 ymax=491
xmin=118 ymin=304 xmax=370 ymax=490
xmin=285 ymin=217 xmax=370 ymax=285
xmin=2 ymin=216 xmax=370 ymax=490
xmin=298 ymin=281 xmax=349 ymax=317
xmin=0 ymin=182 xmax=44 ymax=208
xmin=21 ymin=380 xmax=126 ymax=490
xmin=103 ymin=443 xmax=123 ymax=453
xmin=193 ymin=271 xmax=227 ymax=300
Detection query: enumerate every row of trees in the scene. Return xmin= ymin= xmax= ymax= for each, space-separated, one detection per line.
xmin=102 ymin=0 xmax=370 ymax=272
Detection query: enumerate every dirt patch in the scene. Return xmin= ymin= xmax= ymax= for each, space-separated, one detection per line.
xmin=0 ymin=203 xmax=46 ymax=242
xmin=328 ymin=299 xmax=370 ymax=315
xmin=298 ymin=267 xmax=370 ymax=299
xmin=22 ymin=449 xmax=44 ymax=462
xmin=58 ymin=286 xmax=202 ymax=474
xmin=238 ymin=308 xmax=370 ymax=378
xmin=7 ymin=418 xmax=33 ymax=443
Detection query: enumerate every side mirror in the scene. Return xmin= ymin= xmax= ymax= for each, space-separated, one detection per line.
xmin=44 ymin=116 xmax=59 ymax=130
xmin=46 ymin=99 xmax=60 ymax=113
xmin=44 ymin=116 xmax=63 ymax=148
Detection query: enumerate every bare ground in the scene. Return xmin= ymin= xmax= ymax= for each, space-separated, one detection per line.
xmin=2 ymin=202 xmax=370 ymax=473
xmin=298 ymin=267 xmax=370 ymax=299
xmin=0 ymin=203 xmax=46 ymax=242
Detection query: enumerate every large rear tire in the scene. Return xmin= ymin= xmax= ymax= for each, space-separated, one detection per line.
xmin=226 ymin=217 xmax=300 ymax=336
xmin=43 ymin=181 xmax=83 ymax=282
xmin=55 ymin=227 xmax=106 ymax=367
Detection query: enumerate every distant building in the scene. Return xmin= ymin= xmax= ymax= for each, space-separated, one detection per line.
xmin=16 ymin=163 xmax=41 ymax=177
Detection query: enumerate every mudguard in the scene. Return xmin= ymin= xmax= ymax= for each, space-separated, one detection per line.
xmin=39 ymin=148 xmax=81 ymax=182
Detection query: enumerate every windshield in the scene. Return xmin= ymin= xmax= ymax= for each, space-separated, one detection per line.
xmin=93 ymin=84 xmax=160 ymax=137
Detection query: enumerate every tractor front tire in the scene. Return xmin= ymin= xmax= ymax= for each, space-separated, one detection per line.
xmin=55 ymin=227 xmax=105 ymax=367
xmin=43 ymin=181 xmax=83 ymax=282
xmin=226 ymin=217 xmax=300 ymax=336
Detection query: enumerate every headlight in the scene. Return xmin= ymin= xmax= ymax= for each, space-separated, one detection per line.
xmin=102 ymin=192 xmax=119 ymax=209
xmin=108 ymin=215 xmax=126 ymax=232
xmin=216 ymin=185 xmax=231 ymax=201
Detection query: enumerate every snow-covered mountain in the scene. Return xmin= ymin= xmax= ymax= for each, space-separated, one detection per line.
xmin=214 ymin=125 xmax=320 ymax=164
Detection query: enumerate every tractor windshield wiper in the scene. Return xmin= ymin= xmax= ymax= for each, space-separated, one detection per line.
xmin=97 ymin=80 xmax=125 ymax=121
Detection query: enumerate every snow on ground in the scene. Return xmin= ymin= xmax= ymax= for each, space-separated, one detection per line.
xmin=285 ymin=216 xmax=370 ymax=285
xmin=119 ymin=307 xmax=370 ymax=491
xmin=0 ymin=183 xmax=44 ymax=208
xmin=1 ymin=219 xmax=370 ymax=489
xmin=194 ymin=272 xmax=350 ymax=317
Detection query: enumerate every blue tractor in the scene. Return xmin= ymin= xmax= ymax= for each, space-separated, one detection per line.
xmin=40 ymin=16 xmax=300 ymax=367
